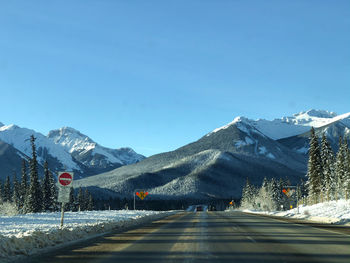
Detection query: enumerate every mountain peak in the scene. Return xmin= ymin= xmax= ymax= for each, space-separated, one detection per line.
xmin=0 ymin=124 xmax=20 ymax=131
xmin=295 ymin=109 xmax=337 ymax=119
xmin=48 ymin=127 xmax=94 ymax=143
xmin=232 ymin=116 xmax=250 ymax=124
xmin=207 ymin=116 xmax=251 ymax=136
xmin=59 ymin=126 xmax=80 ymax=133
xmin=47 ymin=127 xmax=145 ymax=167
xmin=206 ymin=109 xmax=349 ymax=141
xmin=47 ymin=127 xmax=96 ymax=153
xmin=50 ymin=126 xmax=88 ymax=138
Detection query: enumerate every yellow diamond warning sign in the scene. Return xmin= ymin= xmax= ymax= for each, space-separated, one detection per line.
xmin=282 ymin=188 xmax=295 ymax=198
xmin=136 ymin=191 xmax=149 ymax=200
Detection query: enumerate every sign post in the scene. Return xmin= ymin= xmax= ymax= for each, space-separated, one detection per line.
xmin=133 ymin=189 xmax=149 ymax=210
xmin=57 ymin=172 xmax=74 ymax=228
xmin=282 ymin=185 xmax=299 ymax=214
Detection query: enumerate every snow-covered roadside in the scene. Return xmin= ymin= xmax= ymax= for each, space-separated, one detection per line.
xmin=0 ymin=210 xmax=177 ymax=261
xmin=242 ymin=199 xmax=350 ymax=225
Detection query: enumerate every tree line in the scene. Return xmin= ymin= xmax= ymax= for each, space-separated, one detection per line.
xmin=240 ymin=127 xmax=350 ymax=211
xmin=307 ymin=127 xmax=350 ymax=204
xmin=240 ymin=177 xmax=302 ymax=211
xmin=0 ymin=135 xmax=94 ymax=214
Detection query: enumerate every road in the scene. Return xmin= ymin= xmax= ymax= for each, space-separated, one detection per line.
xmin=25 ymin=211 xmax=350 ymax=263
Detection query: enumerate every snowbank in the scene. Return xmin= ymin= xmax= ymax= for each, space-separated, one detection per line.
xmin=0 ymin=210 xmax=176 ymax=260
xmin=243 ymin=199 xmax=350 ymax=225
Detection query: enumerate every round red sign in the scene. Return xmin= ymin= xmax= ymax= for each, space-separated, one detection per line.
xmin=58 ymin=172 xmax=73 ymax=186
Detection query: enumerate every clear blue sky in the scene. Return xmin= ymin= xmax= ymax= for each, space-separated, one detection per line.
xmin=1 ymin=0 xmax=349 ymax=156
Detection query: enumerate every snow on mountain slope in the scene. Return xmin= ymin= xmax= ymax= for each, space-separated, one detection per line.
xmin=47 ymin=127 xmax=145 ymax=168
xmin=255 ymin=110 xmax=350 ymax=140
xmin=208 ymin=110 xmax=350 ymax=140
xmin=71 ymin=109 xmax=349 ymax=200
xmin=0 ymin=123 xmax=145 ymax=178
xmin=75 ymin=116 xmax=306 ymax=199
xmin=251 ymin=119 xmax=310 ymax=140
xmin=203 ymin=117 xmax=306 ymax=172
xmin=0 ymin=124 xmax=81 ymax=172
xmin=77 ymin=149 xmax=223 ymax=197
xmin=277 ymin=119 xmax=350 ymax=156
xmin=76 ymin=147 xmax=305 ymax=200
xmin=280 ymin=110 xmax=344 ymax=127
xmin=48 ymin=127 xmax=123 ymax=164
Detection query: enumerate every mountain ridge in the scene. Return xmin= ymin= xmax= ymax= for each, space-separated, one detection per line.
xmin=2 ymin=109 xmax=349 ymax=199
xmin=207 ymin=109 xmax=350 ymax=140
xmin=0 ymin=124 xmax=145 ymax=180
xmin=75 ymin=109 xmax=350 ymax=200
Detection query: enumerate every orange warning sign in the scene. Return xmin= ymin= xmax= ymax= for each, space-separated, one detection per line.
xmin=282 ymin=188 xmax=295 ymax=198
xmin=136 ymin=191 xmax=149 ymax=200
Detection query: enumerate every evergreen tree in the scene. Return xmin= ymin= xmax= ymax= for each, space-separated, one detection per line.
xmin=240 ymin=178 xmax=255 ymax=209
xmin=87 ymin=194 xmax=94 ymax=211
xmin=335 ymin=136 xmax=345 ymax=200
xmin=278 ymin=178 xmax=289 ymax=210
xmin=306 ymin=127 xmax=323 ymax=204
xmin=3 ymin=175 xmax=12 ymax=202
xmin=296 ymin=184 xmax=302 ymax=207
xmin=258 ymin=177 xmax=268 ymax=210
xmin=0 ymin=181 xmax=3 ymax=202
xmin=24 ymin=135 xmax=42 ymax=213
xmin=122 ymin=197 xmax=128 ymax=210
xmin=67 ymin=187 xmax=75 ymax=211
xmin=19 ymin=159 xmax=28 ymax=209
xmin=270 ymin=178 xmax=281 ymax=210
xmin=12 ymin=172 xmax=20 ymax=208
xmin=84 ymin=189 xmax=89 ymax=211
xmin=343 ymin=140 xmax=350 ymax=200
xmin=77 ymin=187 xmax=84 ymax=211
xmin=42 ymin=161 xmax=56 ymax=211
xmin=299 ymin=179 xmax=308 ymax=204
xmin=49 ymin=170 xmax=58 ymax=211
xmin=320 ymin=133 xmax=335 ymax=201
xmin=258 ymin=178 xmax=277 ymax=211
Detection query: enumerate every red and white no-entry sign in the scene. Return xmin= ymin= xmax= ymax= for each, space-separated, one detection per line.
xmin=58 ymin=172 xmax=74 ymax=187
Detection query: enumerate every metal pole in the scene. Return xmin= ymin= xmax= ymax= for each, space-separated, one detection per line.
xmin=285 ymin=186 xmax=298 ymax=212
xmin=60 ymin=202 xmax=65 ymax=228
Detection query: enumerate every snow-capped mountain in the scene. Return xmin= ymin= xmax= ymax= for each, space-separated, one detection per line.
xmin=76 ymin=109 xmax=350 ymax=200
xmin=0 ymin=124 xmax=145 ymax=180
xmin=278 ymin=117 xmax=350 ymax=155
xmin=2 ymin=109 xmax=349 ymax=197
xmin=47 ymin=127 xmax=145 ymax=171
xmin=208 ymin=110 xmax=350 ymax=140
xmin=0 ymin=124 xmax=82 ymax=175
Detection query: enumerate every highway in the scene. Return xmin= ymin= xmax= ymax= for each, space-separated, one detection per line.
xmin=25 ymin=211 xmax=350 ymax=263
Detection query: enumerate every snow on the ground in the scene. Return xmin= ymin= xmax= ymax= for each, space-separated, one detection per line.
xmin=0 ymin=210 xmax=176 ymax=260
xmin=242 ymin=199 xmax=350 ymax=225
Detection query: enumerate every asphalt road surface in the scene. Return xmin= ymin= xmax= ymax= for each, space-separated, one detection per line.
xmin=24 ymin=211 xmax=350 ymax=263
